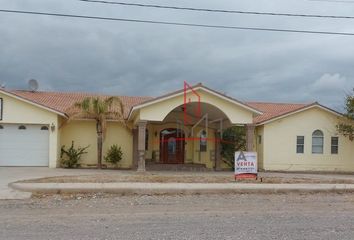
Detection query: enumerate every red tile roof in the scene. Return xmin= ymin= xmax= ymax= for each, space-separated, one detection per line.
xmin=1 ymin=88 xmax=319 ymax=124
xmin=246 ymin=102 xmax=314 ymax=124
xmin=6 ymin=90 xmax=153 ymax=119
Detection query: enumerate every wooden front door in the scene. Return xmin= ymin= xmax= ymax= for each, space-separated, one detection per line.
xmin=160 ymin=128 xmax=185 ymax=164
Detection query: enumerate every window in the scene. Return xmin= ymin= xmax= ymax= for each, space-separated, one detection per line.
xmin=296 ymin=136 xmax=304 ymax=153
xmin=200 ymin=130 xmax=207 ymax=152
xmin=145 ymin=129 xmax=149 ymax=151
xmin=168 ymin=137 xmax=176 ymax=154
xmin=0 ymin=125 xmax=3 ymax=129
xmin=331 ymin=137 xmax=339 ymax=154
xmin=41 ymin=126 xmax=49 ymax=130
xmin=18 ymin=125 xmax=26 ymax=130
xmin=258 ymin=135 xmax=262 ymax=145
xmin=312 ymin=130 xmax=324 ymax=154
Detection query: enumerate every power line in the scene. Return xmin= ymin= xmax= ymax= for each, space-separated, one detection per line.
xmin=1 ymin=9 xmax=354 ymax=36
xmin=79 ymin=0 xmax=354 ymax=19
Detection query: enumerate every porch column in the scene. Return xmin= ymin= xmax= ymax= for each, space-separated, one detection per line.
xmin=215 ymin=131 xmax=222 ymax=171
xmin=246 ymin=124 xmax=255 ymax=152
xmin=132 ymin=128 xmax=139 ymax=169
xmin=137 ymin=121 xmax=147 ymax=172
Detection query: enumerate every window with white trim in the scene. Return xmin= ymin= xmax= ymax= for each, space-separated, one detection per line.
xmin=200 ymin=130 xmax=207 ymax=152
xmin=296 ymin=136 xmax=304 ymax=154
xmin=312 ymin=130 xmax=324 ymax=154
xmin=331 ymin=137 xmax=339 ymax=154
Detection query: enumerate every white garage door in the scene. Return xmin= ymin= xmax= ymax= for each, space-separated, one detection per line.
xmin=0 ymin=124 xmax=49 ymax=166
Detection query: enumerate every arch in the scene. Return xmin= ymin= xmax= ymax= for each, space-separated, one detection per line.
xmin=312 ymin=129 xmax=324 ymax=154
xmin=136 ymin=88 xmax=256 ymax=124
xmin=162 ymin=102 xmax=232 ymax=124
xmin=18 ymin=125 xmax=26 ymax=130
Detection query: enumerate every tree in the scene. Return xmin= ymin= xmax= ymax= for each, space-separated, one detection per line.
xmin=67 ymin=97 xmax=125 ymax=169
xmin=337 ymin=89 xmax=354 ymax=141
xmin=221 ymin=126 xmax=246 ymax=168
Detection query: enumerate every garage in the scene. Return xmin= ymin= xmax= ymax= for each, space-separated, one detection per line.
xmin=0 ymin=124 xmax=49 ymax=166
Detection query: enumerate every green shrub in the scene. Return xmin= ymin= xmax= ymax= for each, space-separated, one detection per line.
xmin=104 ymin=144 xmax=123 ymax=165
xmin=61 ymin=141 xmax=89 ymax=168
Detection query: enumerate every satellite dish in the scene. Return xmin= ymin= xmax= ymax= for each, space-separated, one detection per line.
xmin=28 ymin=79 xmax=39 ymax=92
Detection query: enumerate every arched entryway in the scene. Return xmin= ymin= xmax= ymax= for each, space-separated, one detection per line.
xmin=130 ymin=84 xmax=260 ymax=171
xmin=160 ymin=128 xmax=185 ymax=164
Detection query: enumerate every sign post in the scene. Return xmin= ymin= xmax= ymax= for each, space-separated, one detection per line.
xmin=234 ymin=151 xmax=257 ymax=180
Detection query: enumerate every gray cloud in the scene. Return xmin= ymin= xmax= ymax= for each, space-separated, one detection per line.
xmin=0 ymin=0 xmax=353 ymax=111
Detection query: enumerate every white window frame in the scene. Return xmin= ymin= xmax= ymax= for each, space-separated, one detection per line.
xmin=312 ymin=130 xmax=324 ymax=154
xmin=199 ymin=130 xmax=207 ymax=152
xmin=331 ymin=137 xmax=339 ymax=154
xmin=296 ymin=136 xmax=304 ymax=154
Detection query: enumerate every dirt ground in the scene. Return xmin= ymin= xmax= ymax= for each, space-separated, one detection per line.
xmin=20 ymin=172 xmax=354 ymax=184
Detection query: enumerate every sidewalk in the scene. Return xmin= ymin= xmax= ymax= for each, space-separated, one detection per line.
xmin=10 ymin=182 xmax=354 ymax=196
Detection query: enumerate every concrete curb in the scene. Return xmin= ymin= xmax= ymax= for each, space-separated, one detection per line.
xmin=9 ymin=182 xmax=354 ymax=195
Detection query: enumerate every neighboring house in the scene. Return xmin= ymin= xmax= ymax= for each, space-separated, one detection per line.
xmin=0 ymin=83 xmax=352 ymax=172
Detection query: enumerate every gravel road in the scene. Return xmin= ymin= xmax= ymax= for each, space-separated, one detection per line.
xmin=1 ymin=193 xmax=354 ymax=240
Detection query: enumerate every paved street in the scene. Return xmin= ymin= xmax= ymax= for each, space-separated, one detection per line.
xmin=1 ymin=193 xmax=354 ymax=240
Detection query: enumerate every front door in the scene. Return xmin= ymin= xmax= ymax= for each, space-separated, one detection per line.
xmin=160 ymin=128 xmax=185 ymax=164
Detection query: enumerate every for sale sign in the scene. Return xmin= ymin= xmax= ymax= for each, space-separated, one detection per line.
xmin=235 ymin=151 xmax=257 ymax=179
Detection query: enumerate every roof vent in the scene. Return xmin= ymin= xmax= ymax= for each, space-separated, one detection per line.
xmin=28 ymin=79 xmax=39 ymax=92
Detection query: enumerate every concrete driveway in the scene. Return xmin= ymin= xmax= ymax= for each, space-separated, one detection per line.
xmin=0 ymin=167 xmax=112 ymax=200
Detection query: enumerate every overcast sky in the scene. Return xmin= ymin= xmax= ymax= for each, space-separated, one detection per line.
xmin=0 ymin=0 xmax=353 ymax=111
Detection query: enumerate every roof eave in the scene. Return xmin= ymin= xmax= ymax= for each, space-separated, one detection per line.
xmin=255 ymin=103 xmax=343 ymax=126
xmin=127 ymin=85 xmax=262 ymax=121
xmin=0 ymin=88 xmax=67 ymax=117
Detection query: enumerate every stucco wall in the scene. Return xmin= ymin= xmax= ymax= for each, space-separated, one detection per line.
xmin=60 ymin=120 xmax=133 ymax=168
xmin=0 ymin=92 xmax=59 ymax=168
xmin=262 ymin=107 xmax=354 ymax=172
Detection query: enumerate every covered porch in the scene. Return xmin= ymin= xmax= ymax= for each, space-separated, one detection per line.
xmin=128 ymin=84 xmax=261 ymax=171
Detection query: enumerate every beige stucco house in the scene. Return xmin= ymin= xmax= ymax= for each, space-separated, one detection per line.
xmin=0 ymin=83 xmax=353 ymax=172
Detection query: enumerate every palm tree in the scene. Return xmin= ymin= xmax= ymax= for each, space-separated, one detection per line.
xmin=67 ymin=97 xmax=125 ymax=169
